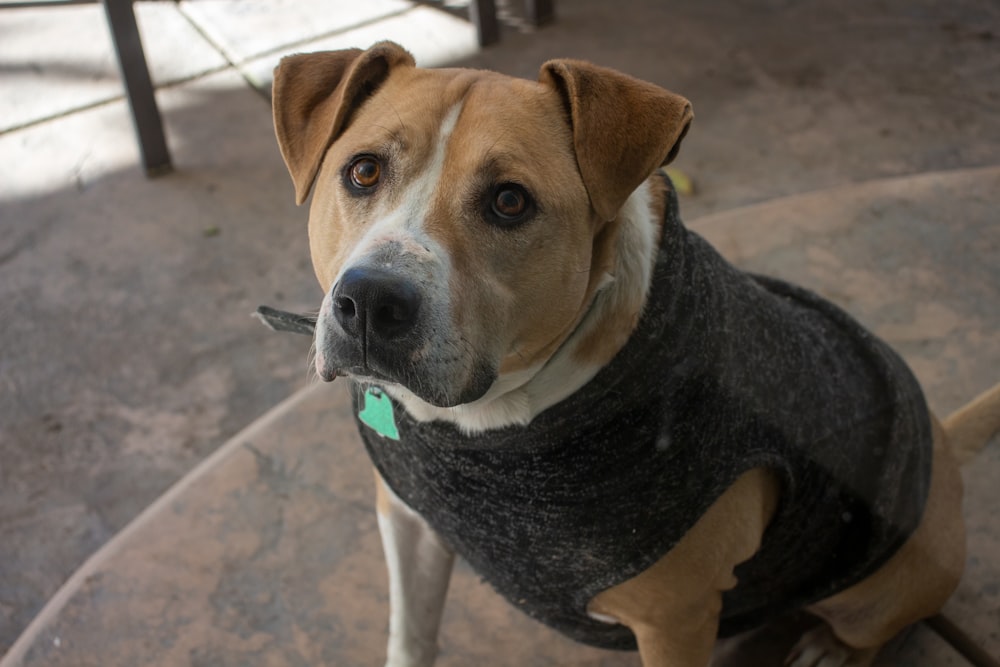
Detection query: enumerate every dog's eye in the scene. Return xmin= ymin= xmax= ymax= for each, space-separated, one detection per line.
xmin=489 ymin=184 xmax=533 ymax=225
xmin=348 ymin=156 xmax=381 ymax=190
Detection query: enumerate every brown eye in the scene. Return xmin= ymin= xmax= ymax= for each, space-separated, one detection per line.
xmin=349 ymin=156 xmax=381 ymax=189
xmin=492 ymin=186 xmax=528 ymax=220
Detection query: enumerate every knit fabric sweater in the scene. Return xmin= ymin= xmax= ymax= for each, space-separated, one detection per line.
xmin=351 ymin=180 xmax=932 ymax=650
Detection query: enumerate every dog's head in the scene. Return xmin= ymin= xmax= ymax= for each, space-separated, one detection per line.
xmin=273 ymin=41 xmax=691 ymax=408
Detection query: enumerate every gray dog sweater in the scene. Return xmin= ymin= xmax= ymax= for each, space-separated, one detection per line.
xmin=351 ymin=177 xmax=932 ymax=650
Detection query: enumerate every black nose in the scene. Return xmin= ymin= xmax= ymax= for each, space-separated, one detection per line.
xmin=332 ymin=267 xmax=421 ymax=341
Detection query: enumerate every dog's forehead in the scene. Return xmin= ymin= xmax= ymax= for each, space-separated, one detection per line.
xmin=452 ymin=76 xmax=576 ymax=166
xmin=354 ymin=66 xmax=573 ymax=157
xmin=395 ymin=66 xmax=559 ymax=110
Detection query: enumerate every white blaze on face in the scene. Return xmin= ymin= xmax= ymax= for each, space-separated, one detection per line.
xmin=332 ymin=102 xmax=464 ymax=283
xmin=315 ymin=102 xmax=474 ymax=398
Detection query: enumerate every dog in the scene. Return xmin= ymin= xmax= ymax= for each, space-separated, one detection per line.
xmin=269 ymin=41 xmax=1000 ymax=666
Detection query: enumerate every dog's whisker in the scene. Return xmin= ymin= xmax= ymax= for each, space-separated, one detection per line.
xmin=304 ymin=339 xmax=320 ymax=385
xmin=386 ymin=98 xmax=406 ymax=136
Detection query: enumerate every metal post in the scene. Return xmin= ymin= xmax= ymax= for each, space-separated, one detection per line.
xmin=101 ymin=0 xmax=172 ymax=176
xmin=525 ymin=0 xmax=554 ymax=26
xmin=469 ymin=0 xmax=500 ymax=47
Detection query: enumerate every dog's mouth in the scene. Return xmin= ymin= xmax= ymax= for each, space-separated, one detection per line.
xmin=255 ymin=304 xmax=497 ymax=408
xmin=337 ymin=359 xmax=496 ymax=409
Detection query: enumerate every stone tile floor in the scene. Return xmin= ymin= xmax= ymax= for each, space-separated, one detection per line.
xmin=1 ymin=0 xmax=998 ymax=662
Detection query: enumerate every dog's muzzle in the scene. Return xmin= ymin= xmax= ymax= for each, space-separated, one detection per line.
xmin=315 ymin=266 xmax=425 ymax=383
xmin=308 ymin=249 xmax=498 ymax=408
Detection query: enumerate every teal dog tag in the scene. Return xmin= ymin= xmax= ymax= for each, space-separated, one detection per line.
xmin=359 ymin=387 xmax=400 ymax=440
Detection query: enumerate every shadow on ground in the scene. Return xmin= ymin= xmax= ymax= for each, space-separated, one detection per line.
xmin=0 ymin=79 xmax=321 ymax=649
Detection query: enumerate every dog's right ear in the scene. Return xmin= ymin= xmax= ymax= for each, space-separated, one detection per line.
xmin=273 ymin=42 xmax=416 ymax=204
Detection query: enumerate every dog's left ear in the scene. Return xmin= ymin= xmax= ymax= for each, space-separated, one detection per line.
xmin=273 ymin=42 xmax=416 ymax=204
xmin=539 ymin=60 xmax=693 ymax=222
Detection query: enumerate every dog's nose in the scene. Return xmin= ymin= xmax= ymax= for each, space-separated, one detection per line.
xmin=332 ymin=267 xmax=421 ymax=341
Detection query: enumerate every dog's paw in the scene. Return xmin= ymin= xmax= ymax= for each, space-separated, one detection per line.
xmin=385 ymin=637 xmax=438 ymax=667
xmin=784 ymin=624 xmax=878 ymax=667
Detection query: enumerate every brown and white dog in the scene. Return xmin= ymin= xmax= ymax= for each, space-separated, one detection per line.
xmin=270 ymin=41 xmax=1000 ymax=667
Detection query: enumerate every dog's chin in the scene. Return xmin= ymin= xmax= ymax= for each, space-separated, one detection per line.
xmin=429 ymin=372 xmax=497 ymax=409
xmin=347 ymin=363 xmax=497 ymax=410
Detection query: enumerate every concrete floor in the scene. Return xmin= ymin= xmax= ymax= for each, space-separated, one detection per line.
xmin=1 ymin=0 xmax=998 ymax=661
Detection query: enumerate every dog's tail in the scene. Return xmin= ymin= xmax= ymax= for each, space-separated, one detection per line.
xmin=942 ymin=382 xmax=1000 ymax=465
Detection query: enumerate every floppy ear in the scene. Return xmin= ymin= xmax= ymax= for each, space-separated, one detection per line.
xmin=272 ymin=41 xmax=416 ymax=204
xmin=539 ymin=60 xmax=693 ymax=222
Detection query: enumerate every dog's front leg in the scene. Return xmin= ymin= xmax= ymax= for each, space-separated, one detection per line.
xmin=375 ymin=472 xmax=455 ymax=667
xmin=589 ymin=469 xmax=781 ymax=667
